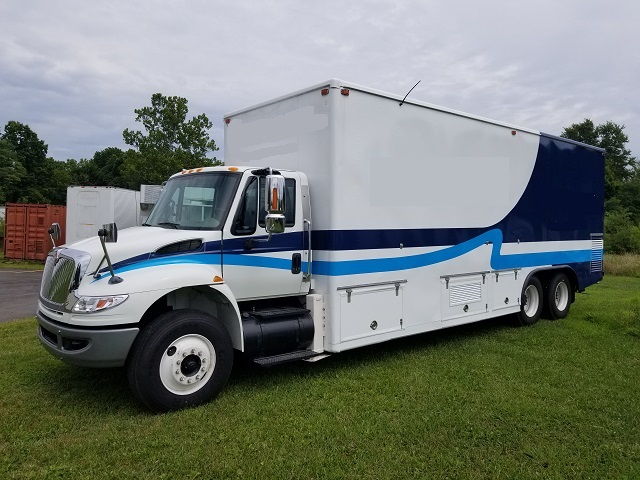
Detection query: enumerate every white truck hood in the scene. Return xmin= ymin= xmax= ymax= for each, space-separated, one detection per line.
xmin=63 ymin=226 xmax=222 ymax=277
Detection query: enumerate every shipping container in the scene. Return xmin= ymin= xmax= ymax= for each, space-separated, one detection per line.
xmin=4 ymin=203 xmax=66 ymax=261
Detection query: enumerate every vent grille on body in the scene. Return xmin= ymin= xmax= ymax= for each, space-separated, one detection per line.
xmin=156 ymin=239 xmax=203 ymax=255
xmin=590 ymin=234 xmax=604 ymax=273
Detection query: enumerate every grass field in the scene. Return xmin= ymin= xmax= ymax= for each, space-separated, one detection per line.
xmin=605 ymin=253 xmax=640 ymax=277
xmin=1 ymin=276 xmax=639 ymax=479
xmin=0 ymin=252 xmax=44 ymax=270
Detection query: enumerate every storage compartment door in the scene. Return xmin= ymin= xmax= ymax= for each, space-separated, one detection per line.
xmin=441 ymin=273 xmax=488 ymax=321
xmin=491 ymin=270 xmax=520 ymax=312
xmin=339 ymin=283 xmax=404 ymax=342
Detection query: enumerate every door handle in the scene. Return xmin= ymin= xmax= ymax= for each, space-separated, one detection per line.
xmin=291 ymin=253 xmax=301 ymax=274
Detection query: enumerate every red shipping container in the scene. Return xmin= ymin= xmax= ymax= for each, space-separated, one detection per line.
xmin=4 ymin=203 xmax=67 ymax=261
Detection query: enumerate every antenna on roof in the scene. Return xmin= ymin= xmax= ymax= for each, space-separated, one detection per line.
xmin=399 ymin=80 xmax=421 ymax=106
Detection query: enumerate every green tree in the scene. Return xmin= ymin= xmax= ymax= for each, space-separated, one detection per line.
xmin=604 ymin=208 xmax=640 ymax=254
xmin=561 ymin=119 xmax=636 ymax=201
xmin=617 ymin=173 xmax=640 ymax=224
xmin=121 ymin=94 xmax=221 ymax=187
xmin=0 ymin=139 xmax=27 ymax=203
xmin=93 ymin=147 xmax=126 ymax=187
xmin=1 ymin=121 xmax=49 ymax=203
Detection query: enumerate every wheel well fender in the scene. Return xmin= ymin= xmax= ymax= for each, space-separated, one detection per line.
xmin=523 ymin=266 xmax=578 ymax=304
xmin=138 ymin=284 xmax=244 ymax=351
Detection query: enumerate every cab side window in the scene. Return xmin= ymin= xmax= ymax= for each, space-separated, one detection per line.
xmin=231 ymin=177 xmax=258 ymax=236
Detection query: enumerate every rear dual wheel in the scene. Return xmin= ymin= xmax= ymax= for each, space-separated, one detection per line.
xmin=516 ymin=277 xmax=543 ymax=326
xmin=546 ymin=273 xmax=571 ymax=320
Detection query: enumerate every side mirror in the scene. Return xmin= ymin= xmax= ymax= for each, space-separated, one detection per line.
xmin=98 ymin=223 xmax=118 ymax=243
xmin=265 ymin=174 xmax=286 ymax=234
xmin=48 ymin=223 xmax=61 ymax=248
xmin=48 ymin=223 xmax=61 ymax=240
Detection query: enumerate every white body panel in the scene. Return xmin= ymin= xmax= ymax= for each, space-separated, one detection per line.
xmin=66 ymin=187 xmax=141 ymax=245
xmin=224 ymin=79 xmax=598 ymax=354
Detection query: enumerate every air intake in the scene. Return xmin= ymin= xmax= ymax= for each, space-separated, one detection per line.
xmin=156 ymin=239 xmax=203 ymax=255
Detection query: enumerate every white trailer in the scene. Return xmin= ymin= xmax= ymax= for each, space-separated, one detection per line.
xmin=37 ymin=80 xmax=605 ymax=411
xmin=66 ymin=186 xmax=141 ymax=245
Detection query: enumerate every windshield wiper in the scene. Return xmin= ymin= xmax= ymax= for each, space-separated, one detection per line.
xmin=157 ymin=222 xmax=180 ymax=229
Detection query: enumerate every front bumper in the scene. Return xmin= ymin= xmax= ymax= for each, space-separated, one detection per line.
xmin=37 ymin=310 xmax=139 ymax=368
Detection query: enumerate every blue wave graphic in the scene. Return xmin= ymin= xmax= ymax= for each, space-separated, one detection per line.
xmin=95 ymin=229 xmax=595 ymax=282
xmin=312 ymin=229 xmax=592 ymax=275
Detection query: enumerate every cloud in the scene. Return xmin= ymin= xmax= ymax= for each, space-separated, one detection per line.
xmin=1 ymin=0 xmax=638 ymax=161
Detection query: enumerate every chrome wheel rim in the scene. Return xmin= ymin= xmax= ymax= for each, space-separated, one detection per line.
xmin=523 ymin=284 xmax=540 ymax=317
xmin=159 ymin=334 xmax=216 ymax=395
xmin=554 ymin=281 xmax=569 ymax=311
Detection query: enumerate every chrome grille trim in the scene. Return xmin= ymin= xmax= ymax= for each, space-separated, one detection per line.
xmin=39 ymin=248 xmax=92 ymax=310
xmin=40 ymin=253 xmax=76 ymax=305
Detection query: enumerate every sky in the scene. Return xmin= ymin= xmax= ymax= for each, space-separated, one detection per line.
xmin=1 ymin=0 xmax=639 ymax=162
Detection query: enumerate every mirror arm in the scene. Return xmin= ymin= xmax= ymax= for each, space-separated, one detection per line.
xmin=48 ymin=230 xmax=57 ymax=249
xmin=97 ymin=226 xmax=123 ymax=284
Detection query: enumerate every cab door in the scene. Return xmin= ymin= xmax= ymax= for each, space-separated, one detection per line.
xmin=222 ymin=171 xmax=309 ymax=301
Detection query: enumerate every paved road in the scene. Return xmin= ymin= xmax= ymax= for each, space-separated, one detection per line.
xmin=0 ymin=269 xmax=43 ymax=323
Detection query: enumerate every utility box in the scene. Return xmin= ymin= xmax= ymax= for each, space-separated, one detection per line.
xmin=4 ymin=203 xmax=66 ymax=261
xmin=66 ymin=187 xmax=140 ymax=245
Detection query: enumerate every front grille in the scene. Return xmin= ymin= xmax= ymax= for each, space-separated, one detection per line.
xmin=40 ymin=253 xmax=77 ymax=304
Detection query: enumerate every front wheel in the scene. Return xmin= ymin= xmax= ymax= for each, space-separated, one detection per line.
xmin=516 ymin=276 xmax=543 ymax=326
xmin=127 ymin=309 xmax=234 ymax=412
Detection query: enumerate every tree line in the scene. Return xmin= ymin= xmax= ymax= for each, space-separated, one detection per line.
xmin=1 ymin=95 xmax=639 ymax=253
xmin=0 ymin=93 xmax=221 ymax=206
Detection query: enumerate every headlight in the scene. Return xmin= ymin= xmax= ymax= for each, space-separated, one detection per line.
xmin=72 ymin=295 xmax=129 ymax=313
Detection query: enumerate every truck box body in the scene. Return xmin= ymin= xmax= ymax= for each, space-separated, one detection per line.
xmin=4 ymin=203 xmax=66 ymax=261
xmin=225 ymin=79 xmax=604 ymax=351
xmin=66 ymin=186 xmax=141 ymax=245
xmin=35 ymin=79 xmax=604 ymax=411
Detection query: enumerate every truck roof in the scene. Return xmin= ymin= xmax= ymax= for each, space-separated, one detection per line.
xmin=224 ymin=79 xmax=604 ymax=153
xmin=168 ymin=166 xmax=296 ymax=179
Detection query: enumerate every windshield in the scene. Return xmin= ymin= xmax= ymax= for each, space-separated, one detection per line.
xmin=146 ymin=172 xmax=241 ymax=230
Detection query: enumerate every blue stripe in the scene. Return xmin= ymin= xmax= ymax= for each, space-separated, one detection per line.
xmin=312 ymin=229 xmax=593 ymax=276
xmin=98 ymin=229 xmax=597 ymax=281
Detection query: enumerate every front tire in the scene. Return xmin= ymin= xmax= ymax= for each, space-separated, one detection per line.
xmin=516 ymin=276 xmax=543 ymax=326
xmin=546 ymin=273 xmax=572 ymax=320
xmin=127 ymin=309 xmax=233 ymax=412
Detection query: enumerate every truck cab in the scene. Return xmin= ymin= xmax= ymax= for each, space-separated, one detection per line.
xmin=38 ymin=166 xmax=320 ymax=412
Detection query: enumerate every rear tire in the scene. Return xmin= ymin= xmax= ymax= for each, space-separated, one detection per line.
xmin=127 ymin=309 xmax=233 ymax=412
xmin=546 ymin=273 xmax=572 ymax=320
xmin=516 ymin=276 xmax=543 ymax=326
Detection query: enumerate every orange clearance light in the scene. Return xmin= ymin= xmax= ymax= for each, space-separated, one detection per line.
xmin=272 ymin=188 xmax=278 ymax=208
xmin=341 ymin=88 xmax=349 ymax=96
xmin=196 ymin=167 xmax=203 ymax=172
xmin=225 ymin=118 xmax=231 ymax=124
xmin=321 ymin=88 xmax=329 ymax=96
xmin=213 ymin=275 xmax=223 ymax=283
xmin=181 ymin=169 xmax=187 ymax=174
xmin=228 ymin=166 xmax=239 ymax=172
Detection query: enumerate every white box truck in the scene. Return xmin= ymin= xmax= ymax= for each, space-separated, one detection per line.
xmin=37 ymin=80 xmax=605 ymax=411
xmin=66 ymin=186 xmax=141 ymax=245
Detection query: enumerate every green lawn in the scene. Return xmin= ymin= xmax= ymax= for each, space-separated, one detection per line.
xmin=1 ymin=277 xmax=639 ymax=479
xmin=0 ymin=252 xmax=44 ymax=270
